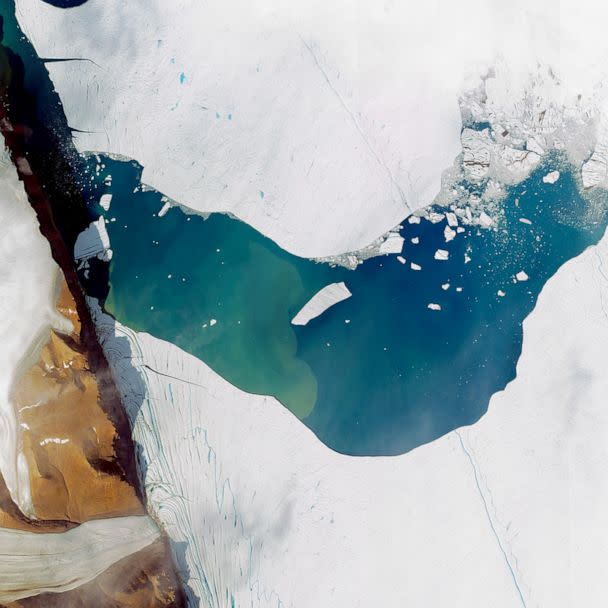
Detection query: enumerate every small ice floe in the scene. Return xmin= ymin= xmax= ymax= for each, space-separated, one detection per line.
xmin=444 ymin=225 xmax=456 ymax=242
xmin=446 ymin=212 xmax=458 ymax=227
xmin=428 ymin=212 xmax=445 ymax=224
xmin=516 ymin=270 xmax=529 ymax=282
xmin=464 ymin=253 xmax=472 ymax=264
xmin=210 ymin=319 xmax=217 ymax=326
xmin=408 ymin=215 xmax=421 ymax=224
xmin=542 ymin=170 xmax=560 ymax=184
xmin=519 ymin=218 xmax=532 ymax=225
xmin=158 ymin=200 xmax=172 ymax=217
xmin=396 ymin=256 xmax=406 ymax=264
xmin=103 ymin=174 xmax=112 ymax=186
xmin=441 ymin=283 xmax=450 ymax=290
xmin=379 ymin=233 xmax=404 ymax=255
xmin=410 ymin=262 xmax=422 ymax=271
xmin=478 ymin=211 xmax=493 ymax=228
xmin=99 ymin=193 xmax=113 ymax=211
xmin=456 ymin=287 xmax=463 ymax=292
xmin=411 ymin=237 xmax=420 ymax=245
xmin=39 ymin=438 xmax=70 ymax=446
xmin=74 ymin=217 xmax=113 ymax=262
xmin=292 ymin=282 xmax=352 ymax=326
xmin=457 ymin=227 xmax=465 ymax=233
xmin=497 ymin=290 xmax=506 ymax=297
xmin=427 ymin=303 xmax=441 ymax=311
xmin=345 ymin=319 xmax=351 ymax=324
xmin=20 ymin=422 xmax=30 ymax=431
xmin=434 ymin=249 xmax=449 ymax=261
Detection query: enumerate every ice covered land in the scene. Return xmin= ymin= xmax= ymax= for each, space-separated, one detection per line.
xmin=0 ymin=144 xmax=164 ymax=600
xmin=0 ymin=147 xmax=67 ymax=518
xmin=13 ymin=0 xmax=608 ymax=606
xmin=16 ymin=0 xmax=608 ymax=256
xmin=0 ymin=515 xmax=160 ymax=603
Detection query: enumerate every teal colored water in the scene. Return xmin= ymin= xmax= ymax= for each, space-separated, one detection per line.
xmin=87 ymin=156 xmax=608 ymax=455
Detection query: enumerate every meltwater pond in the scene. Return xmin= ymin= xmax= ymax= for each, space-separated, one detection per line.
xmin=87 ymin=157 xmax=608 ymax=455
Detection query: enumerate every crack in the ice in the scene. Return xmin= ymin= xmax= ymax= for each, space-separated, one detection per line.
xmin=594 ymin=249 xmax=608 ymax=322
xmin=455 ymin=431 xmax=528 ymax=608
xmin=300 ymin=36 xmax=410 ymax=211
xmin=140 ymin=363 xmax=208 ymax=389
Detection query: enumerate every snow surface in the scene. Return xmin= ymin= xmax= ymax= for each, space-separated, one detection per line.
xmin=0 ymin=147 xmax=68 ymax=518
xmin=92 ymin=227 xmax=608 ymax=607
xmin=15 ymin=0 xmax=608 ymax=257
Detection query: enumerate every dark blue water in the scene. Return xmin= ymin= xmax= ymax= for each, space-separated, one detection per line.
xmin=84 ymin=155 xmax=608 ymax=455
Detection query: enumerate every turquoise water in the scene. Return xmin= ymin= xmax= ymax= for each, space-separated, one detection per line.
xmin=86 ymin=156 xmax=608 ymax=455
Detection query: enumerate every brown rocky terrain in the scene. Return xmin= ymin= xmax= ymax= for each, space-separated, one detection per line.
xmin=12 ymin=281 xmax=144 ymax=523
xmin=0 ymin=280 xmax=185 ymax=607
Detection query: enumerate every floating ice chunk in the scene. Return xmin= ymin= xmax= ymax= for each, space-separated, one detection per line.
xmin=434 ymin=249 xmax=449 ymax=261
xmin=444 ymin=226 xmax=456 ymax=242
xmin=396 ymin=256 xmax=406 ymax=264
xmin=497 ymin=290 xmax=506 ymax=297
xmin=99 ymin=193 xmax=112 ymax=211
xmin=582 ymin=146 xmax=608 ymax=189
xmin=498 ymin=146 xmax=541 ymax=177
xmin=74 ymin=217 xmax=112 ymax=262
xmin=446 ymin=212 xmax=458 ymax=227
xmin=519 ymin=218 xmax=532 ymax=225
xmin=542 ymin=170 xmax=560 ymax=184
xmin=428 ymin=212 xmax=445 ymax=224
xmin=461 ymin=128 xmax=492 ymax=181
xmin=292 ymin=282 xmax=352 ymax=326
xmin=456 ymin=286 xmax=463 ymax=292
xmin=427 ymin=303 xmax=441 ymax=311
xmin=379 ymin=233 xmax=404 ymax=255
xmin=410 ymin=263 xmax=422 ymax=271
xmin=408 ymin=215 xmax=421 ymax=224
xmin=478 ymin=211 xmax=493 ymax=228
xmin=411 ymin=237 xmax=420 ymax=244
xmin=464 ymin=253 xmax=472 ymax=264
xmin=441 ymin=283 xmax=450 ymax=290
xmin=516 ymin=270 xmax=529 ymax=281
xmin=456 ymin=227 xmax=465 ymax=233
xmin=158 ymin=200 xmax=172 ymax=217
xmin=210 ymin=319 xmax=217 ymax=327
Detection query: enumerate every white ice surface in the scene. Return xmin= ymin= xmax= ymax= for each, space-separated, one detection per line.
xmin=73 ymin=216 xmax=112 ymax=261
xmin=291 ymin=281 xmax=352 ymax=325
xmin=0 ymin=515 xmax=160 ymax=602
xmin=16 ymin=0 xmax=608 ymax=257
xmin=92 ymin=227 xmax=608 ymax=607
xmin=0 ymin=147 xmax=65 ymax=517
